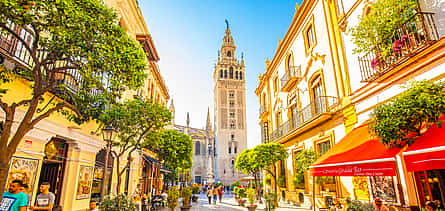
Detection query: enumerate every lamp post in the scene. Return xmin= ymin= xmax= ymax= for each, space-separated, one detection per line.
xmin=100 ymin=124 xmax=116 ymax=201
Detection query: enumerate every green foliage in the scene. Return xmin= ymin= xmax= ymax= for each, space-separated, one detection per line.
xmin=277 ymin=175 xmax=286 ymax=188
xmin=237 ymin=188 xmax=246 ymax=198
xmin=292 ymin=174 xmax=304 ymax=189
xmin=349 ymin=0 xmax=417 ymax=54
xmin=293 ymin=149 xmax=319 ymax=189
xmin=264 ymin=192 xmax=277 ymax=210
xmin=0 ymin=0 xmax=148 ymax=123
xmin=167 ymin=187 xmax=180 ymax=209
xmin=233 ymin=187 xmax=239 ymax=196
xmin=346 ymin=198 xmax=375 ymax=211
xmin=214 ymin=182 xmax=222 ymax=188
xmin=231 ymin=181 xmax=241 ymax=190
xmin=253 ymin=143 xmax=288 ymax=173
xmin=180 ymin=186 xmax=192 ymax=206
xmin=147 ymin=129 xmax=193 ymax=173
xmin=191 ymin=186 xmax=200 ymax=194
xmin=265 ymin=174 xmax=272 ymax=186
xmin=370 ymin=81 xmax=445 ymax=148
xmin=315 ymin=176 xmax=335 ymax=184
xmin=235 ymin=149 xmax=261 ymax=175
xmin=99 ymin=194 xmax=135 ymax=211
xmin=246 ymin=188 xmax=256 ymax=205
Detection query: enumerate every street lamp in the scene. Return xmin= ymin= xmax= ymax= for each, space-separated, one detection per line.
xmin=100 ymin=124 xmax=116 ymax=201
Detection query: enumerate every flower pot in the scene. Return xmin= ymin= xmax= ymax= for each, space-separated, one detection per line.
xmin=247 ymin=205 xmax=257 ymax=211
xmin=238 ymin=199 xmax=246 ymax=207
xmin=180 ymin=204 xmax=192 ymax=211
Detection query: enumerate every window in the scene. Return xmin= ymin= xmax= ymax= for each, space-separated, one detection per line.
xmin=231 ymin=134 xmax=235 ymax=141
xmin=306 ymin=25 xmax=315 ymax=50
xmin=274 ymin=77 xmax=279 ymax=93
xmin=230 ymin=121 xmax=236 ymax=129
xmin=220 ymin=70 xmax=223 ymax=78
xmin=275 ymin=111 xmax=282 ymax=129
xmin=227 ymin=51 xmax=231 ymax=57
xmin=229 ymin=67 xmax=234 ymax=79
xmin=234 ymin=147 xmax=237 ymax=154
xmin=229 ymin=101 xmax=235 ymax=107
xmin=229 ymin=146 xmax=232 ymax=154
xmin=229 ymin=91 xmax=235 ymax=98
xmin=231 ymin=160 xmax=235 ymax=165
xmin=224 ymin=70 xmax=227 ymax=78
xmin=240 ymin=72 xmax=243 ymax=80
xmin=235 ymin=71 xmax=238 ymax=79
xmin=311 ymin=75 xmax=325 ymax=114
xmin=229 ymin=112 xmax=235 ymax=118
xmin=317 ymin=141 xmax=331 ymax=155
xmin=287 ymin=54 xmax=293 ymax=71
xmin=195 ymin=176 xmax=201 ymax=184
xmin=195 ymin=142 xmax=201 ymax=155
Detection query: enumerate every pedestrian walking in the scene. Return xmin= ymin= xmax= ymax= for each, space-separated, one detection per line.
xmin=30 ymin=182 xmax=55 ymax=211
xmin=212 ymin=187 xmax=218 ymax=204
xmin=87 ymin=200 xmax=98 ymax=211
xmin=1 ymin=180 xmax=28 ymax=211
xmin=206 ymin=187 xmax=212 ymax=204
xmin=20 ymin=183 xmax=32 ymax=208
xmin=374 ymin=198 xmax=389 ymax=211
xmin=217 ymin=186 xmax=223 ymax=203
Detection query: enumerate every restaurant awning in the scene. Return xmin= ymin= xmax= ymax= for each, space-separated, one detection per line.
xmin=403 ymin=118 xmax=445 ymax=172
xmin=310 ymin=123 xmax=403 ymax=176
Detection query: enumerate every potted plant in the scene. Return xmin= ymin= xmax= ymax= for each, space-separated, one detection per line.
xmin=99 ymin=194 xmax=136 ymax=211
xmin=180 ymin=186 xmax=192 ymax=210
xmin=167 ymin=187 xmax=179 ymax=211
xmin=237 ymin=187 xmax=247 ymax=207
xmin=191 ymin=186 xmax=200 ymax=202
xmin=233 ymin=187 xmax=240 ymax=200
xmin=246 ymin=188 xmax=257 ymax=211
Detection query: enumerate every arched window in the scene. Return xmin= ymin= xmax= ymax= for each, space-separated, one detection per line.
xmin=227 ymin=51 xmax=231 ymax=57
xmin=195 ymin=142 xmax=200 ymax=155
xmin=229 ymin=67 xmax=233 ymax=79
xmin=235 ymin=71 xmax=238 ymax=79
xmin=287 ymin=54 xmax=293 ymax=71
xmin=220 ymin=70 xmax=223 ymax=78
xmin=224 ymin=70 xmax=227 ymax=78
xmin=228 ymin=146 xmax=231 ymax=154
xmin=310 ymin=75 xmax=325 ymax=114
xmin=239 ymin=72 xmax=243 ymax=80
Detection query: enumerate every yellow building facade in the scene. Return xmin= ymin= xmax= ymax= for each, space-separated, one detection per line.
xmin=255 ymin=0 xmax=353 ymax=208
xmin=0 ymin=0 xmax=169 ymax=210
xmin=256 ymin=0 xmax=445 ymax=210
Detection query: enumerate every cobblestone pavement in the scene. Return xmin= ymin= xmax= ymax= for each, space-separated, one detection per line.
xmin=157 ymin=193 xmax=312 ymax=211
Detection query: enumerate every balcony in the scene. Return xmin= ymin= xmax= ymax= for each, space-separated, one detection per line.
xmin=0 ymin=22 xmax=88 ymax=103
xmin=280 ymin=65 xmax=302 ymax=92
xmin=358 ymin=12 xmax=439 ymax=82
xmin=270 ymin=96 xmax=338 ymax=142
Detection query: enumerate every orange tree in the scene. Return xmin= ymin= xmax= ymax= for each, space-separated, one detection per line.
xmin=0 ymin=0 xmax=147 ymax=197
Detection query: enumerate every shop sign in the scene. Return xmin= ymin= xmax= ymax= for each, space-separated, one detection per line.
xmin=5 ymin=157 xmax=39 ymax=195
xmin=76 ymin=165 xmax=94 ymax=200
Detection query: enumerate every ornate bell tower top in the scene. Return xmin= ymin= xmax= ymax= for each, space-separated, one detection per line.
xmin=220 ymin=19 xmax=236 ymax=61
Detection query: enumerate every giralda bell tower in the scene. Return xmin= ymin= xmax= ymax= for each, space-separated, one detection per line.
xmin=213 ymin=20 xmax=247 ymax=184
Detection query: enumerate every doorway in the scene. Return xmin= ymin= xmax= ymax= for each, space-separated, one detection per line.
xmin=37 ymin=138 xmax=68 ymax=206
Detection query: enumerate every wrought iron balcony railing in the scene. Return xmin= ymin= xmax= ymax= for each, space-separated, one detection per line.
xmin=358 ymin=12 xmax=439 ymax=82
xmin=270 ymin=96 xmax=338 ymax=141
xmin=280 ymin=65 xmax=302 ymax=92
xmin=0 ymin=21 xmax=101 ymax=100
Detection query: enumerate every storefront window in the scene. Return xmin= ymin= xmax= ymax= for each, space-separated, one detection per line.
xmin=415 ymin=170 xmax=445 ymax=208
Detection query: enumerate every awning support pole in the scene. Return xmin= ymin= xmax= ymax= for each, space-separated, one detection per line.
xmin=313 ymin=176 xmax=316 ymax=211
xmin=394 ymin=159 xmax=406 ymax=206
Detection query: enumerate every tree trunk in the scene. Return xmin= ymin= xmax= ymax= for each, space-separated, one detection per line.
xmin=0 ymin=158 xmax=11 ymax=199
xmin=116 ymin=156 xmax=121 ymax=193
xmin=254 ymin=172 xmax=260 ymax=200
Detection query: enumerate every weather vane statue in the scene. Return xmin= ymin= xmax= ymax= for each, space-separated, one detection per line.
xmin=225 ymin=19 xmax=229 ymax=29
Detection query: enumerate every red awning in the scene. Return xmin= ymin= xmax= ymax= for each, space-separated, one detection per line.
xmin=403 ymin=118 xmax=445 ymax=172
xmin=310 ymin=123 xmax=403 ymax=176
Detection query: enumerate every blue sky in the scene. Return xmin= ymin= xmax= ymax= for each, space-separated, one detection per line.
xmin=138 ymin=0 xmax=303 ymax=147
